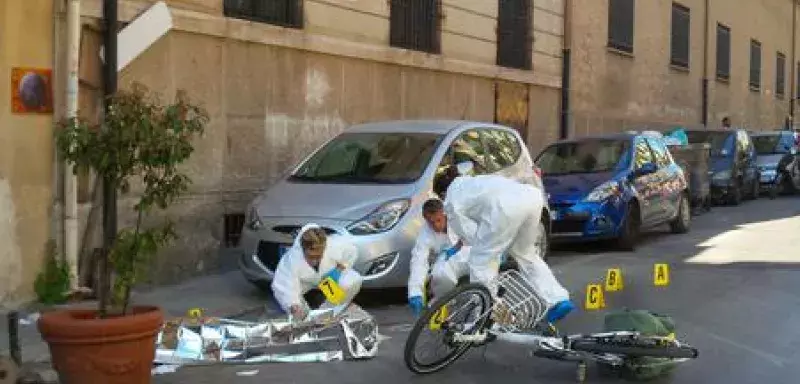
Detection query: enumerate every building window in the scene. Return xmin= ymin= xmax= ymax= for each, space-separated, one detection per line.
xmin=670 ymin=2 xmax=690 ymax=68
xmin=390 ymin=0 xmax=441 ymax=54
xmin=715 ymin=23 xmax=731 ymax=81
xmin=223 ymin=0 xmax=303 ymax=28
xmin=749 ymin=39 xmax=761 ymax=91
xmin=497 ymin=0 xmax=532 ymax=70
xmin=607 ymin=0 xmax=635 ymax=53
xmin=776 ymin=52 xmax=786 ymax=99
xmin=223 ymin=213 xmax=245 ymax=247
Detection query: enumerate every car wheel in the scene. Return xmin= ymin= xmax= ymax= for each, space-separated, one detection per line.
xmin=615 ymin=202 xmax=640 ymax=252
xmin=728 ymin=180 xmax=742 ymax=206
xmin=669 ymin=193 xmax=691 ymax=234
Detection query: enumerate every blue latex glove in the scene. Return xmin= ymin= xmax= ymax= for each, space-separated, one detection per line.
xmin=322 ymin=267 xmax=342 ymax=284
xmin=546 ymin=299 xmax=576 ymax=324
xmin=408 ymin=296 xmax=424 ymax=316
xmin=443 ymin=246 xmax=459 ymax=260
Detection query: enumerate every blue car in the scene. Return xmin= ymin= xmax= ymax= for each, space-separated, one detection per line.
xmin=534 ymin=132 xmax=691 ymax=251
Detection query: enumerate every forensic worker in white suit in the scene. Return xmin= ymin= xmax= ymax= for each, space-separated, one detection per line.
xmin=271 ymin=224 xmax=363 ymax=320
xmin=432 ymin=165 xmax=575 ymax=327
xmin=407 ymin=198 xmax=471 ymax=316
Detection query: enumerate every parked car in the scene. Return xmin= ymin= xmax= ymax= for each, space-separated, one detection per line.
xmin=238 ymin=120 xmax=551 ymax=291
xmin=750 ymin=130 xmax=800 ymax=197
xmin=683 ymin=128 xmax=759 ymax=205
xmin=534 ymin=131 xmax=690 ymax=251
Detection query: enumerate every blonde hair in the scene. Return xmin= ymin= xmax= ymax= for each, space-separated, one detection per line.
xmin=300 ymin=227 xmax=327 ymax=251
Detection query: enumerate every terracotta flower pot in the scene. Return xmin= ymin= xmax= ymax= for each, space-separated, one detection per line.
xmin=38 ymin=305 xmax=164 ymax=384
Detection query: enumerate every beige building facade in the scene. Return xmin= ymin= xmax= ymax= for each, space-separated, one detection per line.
xmin=0 ymin=0 xmax=55 ymax=305
xmin=568 ymin=0 xmax=800 ymax=136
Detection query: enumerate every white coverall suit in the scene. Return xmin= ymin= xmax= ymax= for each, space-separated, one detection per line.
xmin=407 ymin=223 xmax=471 ymax=301
xmin=271 ymin=224 xmax=364 ymax=315
xmin=443 ymin=174 xmax=570 ymax=307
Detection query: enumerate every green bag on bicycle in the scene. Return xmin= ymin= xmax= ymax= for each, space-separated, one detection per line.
xmin=602 ymin=309 xmax=679 ymax=381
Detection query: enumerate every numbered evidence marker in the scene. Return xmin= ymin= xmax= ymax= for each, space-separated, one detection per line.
xmin=584 ymin=284 xmax=605 ymax=310
xmin=653 ymin=263 xmax=670 ymax=287
xmin=187 ymin=308 xmax=203 ymax=318
xmin=429 ymin=305 xmax=449 ymax=330
xmin=318 ymin=276 xmax=347 ymax=305
xmin=605 ymin=268 xmax=624 ymax=292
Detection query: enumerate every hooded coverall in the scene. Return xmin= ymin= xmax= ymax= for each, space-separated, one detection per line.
xmin=271 ymin=224 xmax=363 ymax=315
xmin=443 ymin=174 xmax=570 ymax=308
xmin=407 ymin=222 xmax=471 ymax=302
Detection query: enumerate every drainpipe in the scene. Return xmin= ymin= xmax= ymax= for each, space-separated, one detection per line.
xmin=701 ymin=0 xmax=710 ymax=127
xmin=791 ymin=0 xmax=797 ymax=127
xmin=559 ymin=0 xmax=572 ymax=139
xmin=64 ymin=0 xmax=81 ymax=291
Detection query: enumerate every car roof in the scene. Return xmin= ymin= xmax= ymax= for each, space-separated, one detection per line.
xmin=683 ymin=128 xmax=736 ymax=134
xmin=750 ymin=130 xmax=791 ymax=136
xmin=548 ymin=131 xmax=662 ymax=145
xmin=344 ymin=120 xmax=508 ymax=134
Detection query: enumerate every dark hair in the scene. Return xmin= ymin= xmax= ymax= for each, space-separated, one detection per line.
xmin=422 ymin=198 xmax=444 ymax=215
xmin=432 ymin=165 xmax=460 ymax=199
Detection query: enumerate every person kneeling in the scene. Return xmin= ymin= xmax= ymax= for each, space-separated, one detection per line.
xmin=407 ymin=198 xmax=470 ymax=317
xmin=271 ymin=224 xmax=363 ymax=321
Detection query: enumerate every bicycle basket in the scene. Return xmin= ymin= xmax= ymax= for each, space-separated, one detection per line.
xmin=490 ymin=269 xmax=549 ymax=332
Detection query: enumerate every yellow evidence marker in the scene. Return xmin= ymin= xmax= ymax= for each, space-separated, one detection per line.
xmin=318 ymin=276 xmax=347 ymax=305
xmin=605 ymin=268 xmax=624 ymax=292
xmin=653 ymin=263 xmax=670 ymax=287
xmin=584 ymin=284 xmax=605 ymax=310
xmin=187 ymin=308 xmax=203 ymax=318
xmin=429 ymin=305 xmax=449 ymax=330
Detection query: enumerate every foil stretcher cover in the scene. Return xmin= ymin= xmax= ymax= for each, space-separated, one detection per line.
xmin=154 ymin=304 xmax=380 ymax=365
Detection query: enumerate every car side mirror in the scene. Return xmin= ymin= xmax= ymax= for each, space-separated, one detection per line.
xmin=455 ymin=161 xmax=475 ymax=175
xmin=632 ymin=162 xmax=658 ymax=178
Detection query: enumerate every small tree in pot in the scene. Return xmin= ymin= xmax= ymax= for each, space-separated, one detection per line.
xmin=38 ymin=83 xmax=208 ymax=384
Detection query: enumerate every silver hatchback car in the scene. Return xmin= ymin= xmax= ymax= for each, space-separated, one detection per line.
xmin=238 ymin=120 xmax=551 ymax=290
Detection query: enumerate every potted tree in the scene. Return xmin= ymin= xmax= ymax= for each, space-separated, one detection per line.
xmin=38 ymin=83 xmax=208 ymax=384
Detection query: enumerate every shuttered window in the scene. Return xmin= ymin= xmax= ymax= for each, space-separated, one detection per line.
xmin=776 ymin=52 xmax=786 ymax=99
xmin=670 ymin=3 xmax=690 ymax=68
xmin=716 ymin=23 xmax=731 ymax=80
xmin=750 ymin=39 xmax=761 ymax=91
xmin=390 ymin=0 xmax=441 ymax=54
xmin=607 ymin=0 xmax=635 ymax=53
xmin=497 ymin=0 xmax=532 ymax=70
xmin=223 ymin=0 xmax=303 ymax=28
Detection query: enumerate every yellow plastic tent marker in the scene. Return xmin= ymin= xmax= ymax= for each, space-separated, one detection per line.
xmin=584 ymin=284 xmax=605 ymax=310
xmin=654 ymin=263 xmax=670 ymax=286
xmin=605 ymin=268 xmax=624 ymax=292
xmin=318 ymin=277 xmax=346 ymax=305
xmin=429 ymin=305 xmax=449 ymax=330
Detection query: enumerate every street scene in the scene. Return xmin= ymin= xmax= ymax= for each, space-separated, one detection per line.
xmin=3 ymin=0 xmax=800 ymax=384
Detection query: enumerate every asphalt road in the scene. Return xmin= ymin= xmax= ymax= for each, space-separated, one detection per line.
xmin=154 ymin=195 xmax=800 ymax=384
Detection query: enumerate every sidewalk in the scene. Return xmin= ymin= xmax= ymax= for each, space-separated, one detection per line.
xmin=0 ymin=271 xmax=273 ymax=368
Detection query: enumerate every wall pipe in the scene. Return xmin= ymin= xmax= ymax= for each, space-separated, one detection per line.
xmin=559 ymin=0 xmax=572 ymax=139
xmin=791 ymin=0 xmax=797 ymax=128
xmin=64 ymin=0 xmax=81 ymax=290
xmin=701 ymin=0 xmax=710 ymax=127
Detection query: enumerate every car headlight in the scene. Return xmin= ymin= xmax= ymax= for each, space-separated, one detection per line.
xmin=365 ymin=252 xmax=400 ymax=276
xmin=347 ymin=199 xmax=410 ymax=235
xmin=246 ymin=206 xmax=263 ymax=231
xmin=712 ymin=170 xmax=732 ymax=181
xmin=583 ymin=181 xmax=621 ymax=202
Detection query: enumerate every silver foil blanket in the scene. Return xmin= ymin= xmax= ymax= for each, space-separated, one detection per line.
xmin=153 ymin=304 xmax=380 ymax=365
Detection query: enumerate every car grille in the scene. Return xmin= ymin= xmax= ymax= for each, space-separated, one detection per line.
xmin=551 ymin=219 xmax=587 ymax=234
xmin=272 ymin=225 xmax=338 ymax=237
xmin=256 ymin=240 xmax=286 ymax=271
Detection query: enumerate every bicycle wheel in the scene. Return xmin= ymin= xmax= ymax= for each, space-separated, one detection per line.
xmin=571 ymin=338 xmax=698 ymax=359
xmin=403 ymin=283 xmax=493 ymax=374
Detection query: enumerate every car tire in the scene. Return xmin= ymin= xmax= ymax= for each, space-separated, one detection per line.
xmin=615 ymin=202 xmax=640 ymax=252
xmin=728 ymin=180 xmax=742 ymax=206
xmin=669 ymin=193 xmax=691 ymax=234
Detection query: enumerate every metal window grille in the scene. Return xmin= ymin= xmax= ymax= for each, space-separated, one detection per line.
xmin=716 ymin=23 xmax=731 ymax=80
xmin=750 ymin=39 xmax=761 ymax=90
xmin=776 ymin=52 xmax=786 ymax=99
xmin=389 ymin=0 xmax=441 ymax=54
xmin=497 ymin=0 xmax=532 ymax=70
xmin=607 ymin=0 xmax=635 ymax=53
xmin=223 ymin=0 xmax=303 ymax=29
xmin=223 ymin=213 xmax=246 ymax=247
xmin=670 ymin=2 xmax=690 ymax=68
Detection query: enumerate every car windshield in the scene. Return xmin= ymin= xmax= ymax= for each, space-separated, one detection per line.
xmin=289 ymin=132 xmax=443 ymax=184
xmin=752 ymin=134 xmax=794 ymax=155
xmin=685 ymin=131 xmax=734 ymax=156
xmin=536 ymin=139 xmax=629 ymax=175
